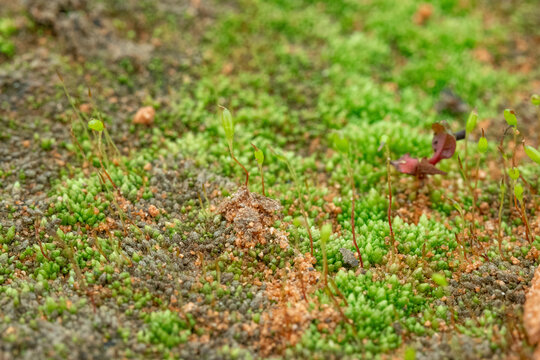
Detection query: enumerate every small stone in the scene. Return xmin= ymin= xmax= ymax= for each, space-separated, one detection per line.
xmin=340 ymin=248 xmax=359 ymax=268
xmin=79 ymin=103 xmax=91 ymax=113
xmin=133 ymin=106 xmax=155 ymax=125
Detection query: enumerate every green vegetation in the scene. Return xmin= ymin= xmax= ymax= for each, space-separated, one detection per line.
xmin=0 ymin=18 xmax=16 ymax=57
xmin=1 ymin=0 xmax=539 ymax=359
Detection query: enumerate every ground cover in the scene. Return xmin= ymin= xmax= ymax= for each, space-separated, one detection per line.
xmin=1 ymin=0 xmax=540 ymax=359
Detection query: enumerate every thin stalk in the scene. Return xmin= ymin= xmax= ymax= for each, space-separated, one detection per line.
xmin=215 ymin=258 xmax=221 ymax=285
xmin=86 ymin=87 xmax=126 ymax=171
xmin=328 ymin=277 xmax=348 ymax=307
xmin=473 ymin=156 xmax=481 ymax=203
xmin=517 ymin=199 xmax=532 ymax=244
xmin=497 ymin=180 xmax=506 ymax=259
xmin=457 ymin=156 xmax=477 ymax=240
xmin=259 ymin=164 xmax=266 ymax=196
xmin=298 ymin=266 xmax=308 ymax=303
xmin=321 ymin=231 xmax=329 ymax=286
xmin=347 ymin=161 xmax=363 ymax=268
xmin=56 ymin=71 xmax=90 ymax=139
xmin=230 ymin=149 xmax=249 ymax=189
xmin=34 ymin=219 xmax=50 ymax=261
xmin=511 ymin=128 xmax=518 ymax=168
xmin=271 ymin=148 xmax=314 ymax=255
xmin=251 ymin=143 xmax=266 ymax=196
xmin=202 ymin=183 xmax=210 ymax=207
xmin=454 ymin=233 xmax=468 ymax=263
xmin=302 ymin=211 xmax=314 ymax=257
xmin=324 ymin=286 xmax=354 ymax=331
xmin=53 ymin=233 xmax=86 ymax=291
xmin=385 ymin=144 xmax=397 ymax=255
xmin=91 ymin=231 xmax=108 ymax=260
xmin=464 ymin=135 xmax=469 ymax=175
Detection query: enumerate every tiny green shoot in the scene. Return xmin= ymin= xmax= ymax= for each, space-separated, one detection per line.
xmin=503 ymin=109 xmax=517 ymax=127
xmin=532 ymin=94 xmax=540 ymax=106
xmin=525 ymin=145 xmax=540 ymax=165
xmin=219 ymin=106 xmax=250 ymax=189
xmin=432 ymin=272 xmax=448 ymax=287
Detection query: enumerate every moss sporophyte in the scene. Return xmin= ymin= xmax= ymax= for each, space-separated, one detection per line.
xmin=219 ymin=106 xmax=250 ymax=190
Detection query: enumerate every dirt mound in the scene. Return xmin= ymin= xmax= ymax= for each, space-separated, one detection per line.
xmin=216 ymin=187 xmax=283 ymax=248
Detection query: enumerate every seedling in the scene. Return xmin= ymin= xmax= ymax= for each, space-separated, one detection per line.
xmin=532 ymin=94 xmax=540 ymax=106
xmin=392 ymin=122 xmax=462 ymax=179
xmin=497 ymin=180 xmax=506 ymax=259
xmin=464 ymin=110 xmax=478 ymax=174
xmin=456 ymin=127 xmax=488 ymax=240
xmin=331 ymin=132 xmax=364 ymax=268
xmin=86 ymin=119 xmax=122 ymax=207
xmin=319 ymin=223 xmax=356 ymax=334
xmin=251 ymin=143 xmax=266 ymax=196
xmin=87 ymin=88 xmax=125 ymax=172
xmin=34 ymin=219 xmax=50 ymax=261
xmin=514 ymin=182 xmax=532 ymax=244
xmin=474 ymin=129 xmax=488 ymax=198
xmin=525 ymin=145 xmax=540 ymax=165
xmin=56 ymin=71 xmax=91 ymax=162
xmin=320 ymin=223 xmax=331 ymax=285
xmin=219 ymin=106 xmax=249 ymax=190
xmin=451 ymin=199 xmax=474 ymax=255
xmin=53 ymin=230 xmax=87 ymax=292
xmin=379 ymin=135 xmax=397 ymax=258
xmin=503 ymin=109 xmax=519 ymax=168
xmin=86 ymin=116 xmax=142 ymax=243
xmin=499 ymin=109 xmax=533 ymax=244
xmin=271 ymin=147 xmax=314 ymax=256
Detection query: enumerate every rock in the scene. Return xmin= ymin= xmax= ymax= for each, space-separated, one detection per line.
xmin=133 ymin=106 xmax=155 ymax=125
xmin=339 ymin=248 xmax=359 ymax=268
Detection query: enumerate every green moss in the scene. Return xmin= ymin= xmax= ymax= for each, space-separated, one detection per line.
xmin=137 ymin=310 xmax=193 ymax=348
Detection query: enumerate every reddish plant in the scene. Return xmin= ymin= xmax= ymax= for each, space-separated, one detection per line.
xmin=392 ymin=122 xmax=462 ymax=178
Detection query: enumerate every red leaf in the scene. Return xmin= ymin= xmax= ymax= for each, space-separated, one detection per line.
xmin=392 ymin=154 xmax=446 ymax=178
xmin=417 ymin=158 xmax=447 ymax=176
xmin=429 ymin=122 xmax=456 ymax=165
xmin=391 ymin=154 xmax=419 ymax=175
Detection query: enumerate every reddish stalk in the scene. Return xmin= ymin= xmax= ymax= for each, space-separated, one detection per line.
xmin=302 ymin=180 xmax=314 ymax=256
xmin=299 ymin=272 xmax=307 ymax=302
xmin=497 ymin=179 xmax=506 ymax=260
xmin=301 ymin=211 xmax=314 ymax=256
xmin=329 ymin=277 xmax=348 ymax=307
xmin=34 ymin=219 xmax=50 ymax=261
xmin=251 ymin=143 xmax=266 ymax=196
xmin=515 ymin=197 xmax=532 ymax=244
xmin=385 ymin=147 xmax=397 ymax=255
xmin=350 ymin=177 xmax=363 ymax=268
xmin=230 ymin=150 xmax=249 ymax=189
xmin=324 ymin=286 xmax=356 ymax=336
